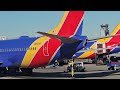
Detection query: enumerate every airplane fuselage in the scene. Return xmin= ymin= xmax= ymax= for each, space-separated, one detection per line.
xmin=74 ymin=40 xmax=120 ymax=59
xmin=0 ymin=35 xmax=86 ymax=68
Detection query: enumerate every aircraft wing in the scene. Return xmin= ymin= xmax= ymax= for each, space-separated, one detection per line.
xmin=88 ymin=34 xmax=120 ymax=41
xmin=36 ymin=31 xmax=82 ymax=43
xmin=76 ymin=46 xmax=120 ymax=53
xmin=76 ymin=48 xmax=108 ymax=53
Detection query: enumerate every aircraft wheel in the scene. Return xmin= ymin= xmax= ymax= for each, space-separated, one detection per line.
xmin=0 ymin=67 xmax=7 ymax=75
xmin=111 ymin=66 xmax=115 ymax=70
xmin=108 ymin=67 xmax=111 ymax=70
xmin=7 ymin=67 xmax=20 ymax=75
xmin=21 ymin=68 xmax=33 ymax=76
xmin=108 ymin=66 xmax=114 ymax=70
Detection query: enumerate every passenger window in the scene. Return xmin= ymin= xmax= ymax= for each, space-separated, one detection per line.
xmin=9 ymin=49 xmax=11 ymax=52
xmin=21 ymin=48 xmax=23 ymax=51
xmin=17 ymin=48 xmax=19 ymax=51
xmin=11 ymin=48 xmax=13 ymax=51
xmin=0 ymin=49 xmax=2 ymax=52
xmin=20 ymin=48 xmax=21 ymax=51
xmin=2 ymin=49 xmax=3 ymax=52
xmin=6 ymin=49 xmax=8 ymax=52
xmin=15 ymin=48 xmax=17 ymax=51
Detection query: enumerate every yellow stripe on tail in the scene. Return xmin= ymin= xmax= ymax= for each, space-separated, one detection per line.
xmin=48 ymin=11 xmax=69 ymax=35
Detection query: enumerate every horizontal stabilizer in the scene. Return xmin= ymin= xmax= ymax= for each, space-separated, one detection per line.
xmin=88 ymin=34 xmax=120 ymax=41
xmin=37 ymin=31 xmax=82 ymax=43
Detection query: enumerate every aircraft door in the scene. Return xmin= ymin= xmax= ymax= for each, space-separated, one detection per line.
xmin=95 ymin=42 xmax=106 ymax=54
xmin=43 ymin=40 xmax=49 ymax=56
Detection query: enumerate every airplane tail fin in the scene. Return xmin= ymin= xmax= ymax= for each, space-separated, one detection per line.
xmin=48 ymin=11 xmax=84 ymax=38
xmin=106 ymin=23 xmax=120 ymax=45
xmin=110 ymin=23 xmax=120 ymax=36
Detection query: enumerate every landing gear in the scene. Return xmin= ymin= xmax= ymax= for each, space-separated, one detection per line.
xmin=0 ymin=67 xmax=7 ymax=74
xmin=95 ymin=54 xmax=109 ymax=65
xmin=108 ymin=66 xmax=115 ymax=70
xmin=20 ymin=68 xmax=33 ymax=76
xmin=7 ymin=67 xmax=20 ymax=76
xmin=8 ymin=67 xmax=20 ymax=73
xmin=0 ymin=67 xmax=33 ymax=76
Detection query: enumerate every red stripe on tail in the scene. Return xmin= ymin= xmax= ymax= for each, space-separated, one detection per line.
xmin=58 ymin=11 xmax=84 ymax=37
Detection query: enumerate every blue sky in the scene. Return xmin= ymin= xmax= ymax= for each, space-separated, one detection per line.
xmin=0 ymin=11 xmax=120 ymax=39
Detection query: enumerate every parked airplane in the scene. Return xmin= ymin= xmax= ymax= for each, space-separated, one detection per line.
xmin=0 ymin=11 xmax=119 ymax=75
xmin=73 ymin=23 xmax=120 ymax=64
xmin=0 ymin=11 xmax=87 ymax=75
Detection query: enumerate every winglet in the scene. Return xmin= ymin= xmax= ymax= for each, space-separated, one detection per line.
xmin=110 ymin=23 xmax=120 ymax=36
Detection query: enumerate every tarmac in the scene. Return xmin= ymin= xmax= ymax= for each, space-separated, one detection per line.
xmin=0 ymin=63 xmax=120 ymax=79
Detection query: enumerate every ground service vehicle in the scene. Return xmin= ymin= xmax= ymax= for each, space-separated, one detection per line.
xmin=67 ymin=62 xmax=85 ymax=72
